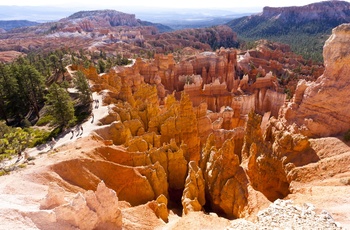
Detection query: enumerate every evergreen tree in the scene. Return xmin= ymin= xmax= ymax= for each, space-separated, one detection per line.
xmin=45 ymin=83 xmax=76 ymax=128
xmin=97 ymin=59 xmax=106 ymax=73
xmin=74 ymin=71 xmax=92 ymax=106
xmin=0 ymin=64 xmax=19 ymax=124
xmin=10 ymin=63 xmax=45 ymax=120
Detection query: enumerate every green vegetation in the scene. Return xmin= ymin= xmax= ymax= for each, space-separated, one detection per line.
xmin=0 ymin=170 xmax=8 ymax=176
xmin=74 ymin=71 xmax=92 ymax=106
xmin=0 ymin=47 xmax=132 ymax=162
xmin=0 ymin=121 xmax=51 ymax=160
xmin=227 ymin=14 xmax=344 ymax=62
xmin=36 ymin=115 xmax=54 ymax=126
xmin=0 ymin=124 xmax=29 ymax=159
xmin=0 ymin=48 xmax=130 ymax=124
xmin=45 ymin=83 xmax=76 ymax=128
xmin=0 ymin=60 xmax=45 ymax=125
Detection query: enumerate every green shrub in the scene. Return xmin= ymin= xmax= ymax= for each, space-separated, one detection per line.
xmin=25 ymin=127 xmax=51 ymax=147
xmin=36 ymin=115 xmax=54 ymax=126
xmin=0 ymin=153 xmax=11 ymax=161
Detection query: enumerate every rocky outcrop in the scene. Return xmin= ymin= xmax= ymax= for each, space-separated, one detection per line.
xmin=281 ymin=23 xmax=350 ymax=137
xmin=243 ymin=112 xmax=319 ymax=201
xmin=201 ymin=134 xmax=249 ymax=218
xmin=182 ymin=161 xmax=206 ymax=214
xmin=148 ymin=92 xmax=201 ymax=162
xmin=147 ymin=195 xmax=169 ymax=222
xmin=227 ymin=1 xmax=350 ymax=62
xmin=51 ymin=159 xmax=168 ymax=206
xmin=39 ymin=181 xmax=122 ymax=230
xmin=237 ymin=40 xmax=324 ymax=97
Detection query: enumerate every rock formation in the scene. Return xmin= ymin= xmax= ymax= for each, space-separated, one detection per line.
xmin=147 ymin=194 xmax=169 ymax=222
xmin=242 ymin=112 xmax=319 ymax=201
xmin=38 ymin=181 xmax=122 ymax=229
xmin=281 ymin=23 xmax=350 ymax=137
xmin=201 ymin=134 xmax=250 ymax=218
xmin=182 ymin=161 xmax=206 ymax=215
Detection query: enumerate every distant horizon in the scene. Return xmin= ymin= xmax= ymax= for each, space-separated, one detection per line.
xmin=2 ymin=0 xmax=349 ymax=10
xmin=1 ymin=0 xmax=350 ymax=22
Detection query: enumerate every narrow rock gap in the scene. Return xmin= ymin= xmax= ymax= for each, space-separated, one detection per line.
xmin=168 ymin=188 xmax=183 ymax=216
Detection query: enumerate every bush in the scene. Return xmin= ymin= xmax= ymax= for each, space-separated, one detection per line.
xmin=24 ymin=127 xmax=51 ymax=148
xmin=21 ymin=118 xmax=32 ymax=128
xmin=0 ymin=153 xmax=12 ymax=161
xmin=36 ymin=115 xmax=54 ymax=126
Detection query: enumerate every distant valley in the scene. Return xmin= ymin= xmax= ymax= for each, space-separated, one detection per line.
xmin=0 ymin=5 xmax=254 ymax=31
xmin=1 ymin=2 xmax=350 ymax=63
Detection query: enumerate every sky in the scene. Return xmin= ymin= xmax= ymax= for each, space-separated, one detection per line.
xmin=0 ymin=0 xmax=340 ymax=9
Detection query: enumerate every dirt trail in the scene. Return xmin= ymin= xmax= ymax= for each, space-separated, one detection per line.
xmin=3 ymin=91 xmax=108 ymax=168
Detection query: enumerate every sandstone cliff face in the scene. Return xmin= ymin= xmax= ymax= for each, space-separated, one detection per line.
xmin=282 ymin=23 xmax=350 ymax=137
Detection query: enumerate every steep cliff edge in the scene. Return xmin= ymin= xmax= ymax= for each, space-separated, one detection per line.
xmin=282 ymin=23 xmax=350 ymax=137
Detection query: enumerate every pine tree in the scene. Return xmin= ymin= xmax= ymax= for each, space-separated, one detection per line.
xmin=45 ymin=83 xmax=76 ymax=128
xmin=97 ymin=59 xmax=106 ymax=73
xmin=74 ymin=71 xmax=92 ymax=106
xmin=0 ymin=64 xmax=19 ymax=124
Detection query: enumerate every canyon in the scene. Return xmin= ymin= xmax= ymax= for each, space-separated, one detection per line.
xmin=0 ymin=21 xmax=349 ymax=229
xmin=0 ymin=10 xmax=237 ymax=63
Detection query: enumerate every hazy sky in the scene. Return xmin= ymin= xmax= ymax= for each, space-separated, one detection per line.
xmin=1 ymin=0 xmax=340 ymax=9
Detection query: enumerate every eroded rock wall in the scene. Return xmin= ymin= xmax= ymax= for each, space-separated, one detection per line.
xmin=281 ymin=23 xmax=350 ymax=137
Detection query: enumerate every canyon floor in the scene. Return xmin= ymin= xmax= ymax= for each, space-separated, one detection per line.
xmin=0 ymin=89 xmax=349 ymax=229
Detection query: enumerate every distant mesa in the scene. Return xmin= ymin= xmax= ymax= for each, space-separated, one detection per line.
xmin=64 ymin=9 xmax=173 ymax=33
